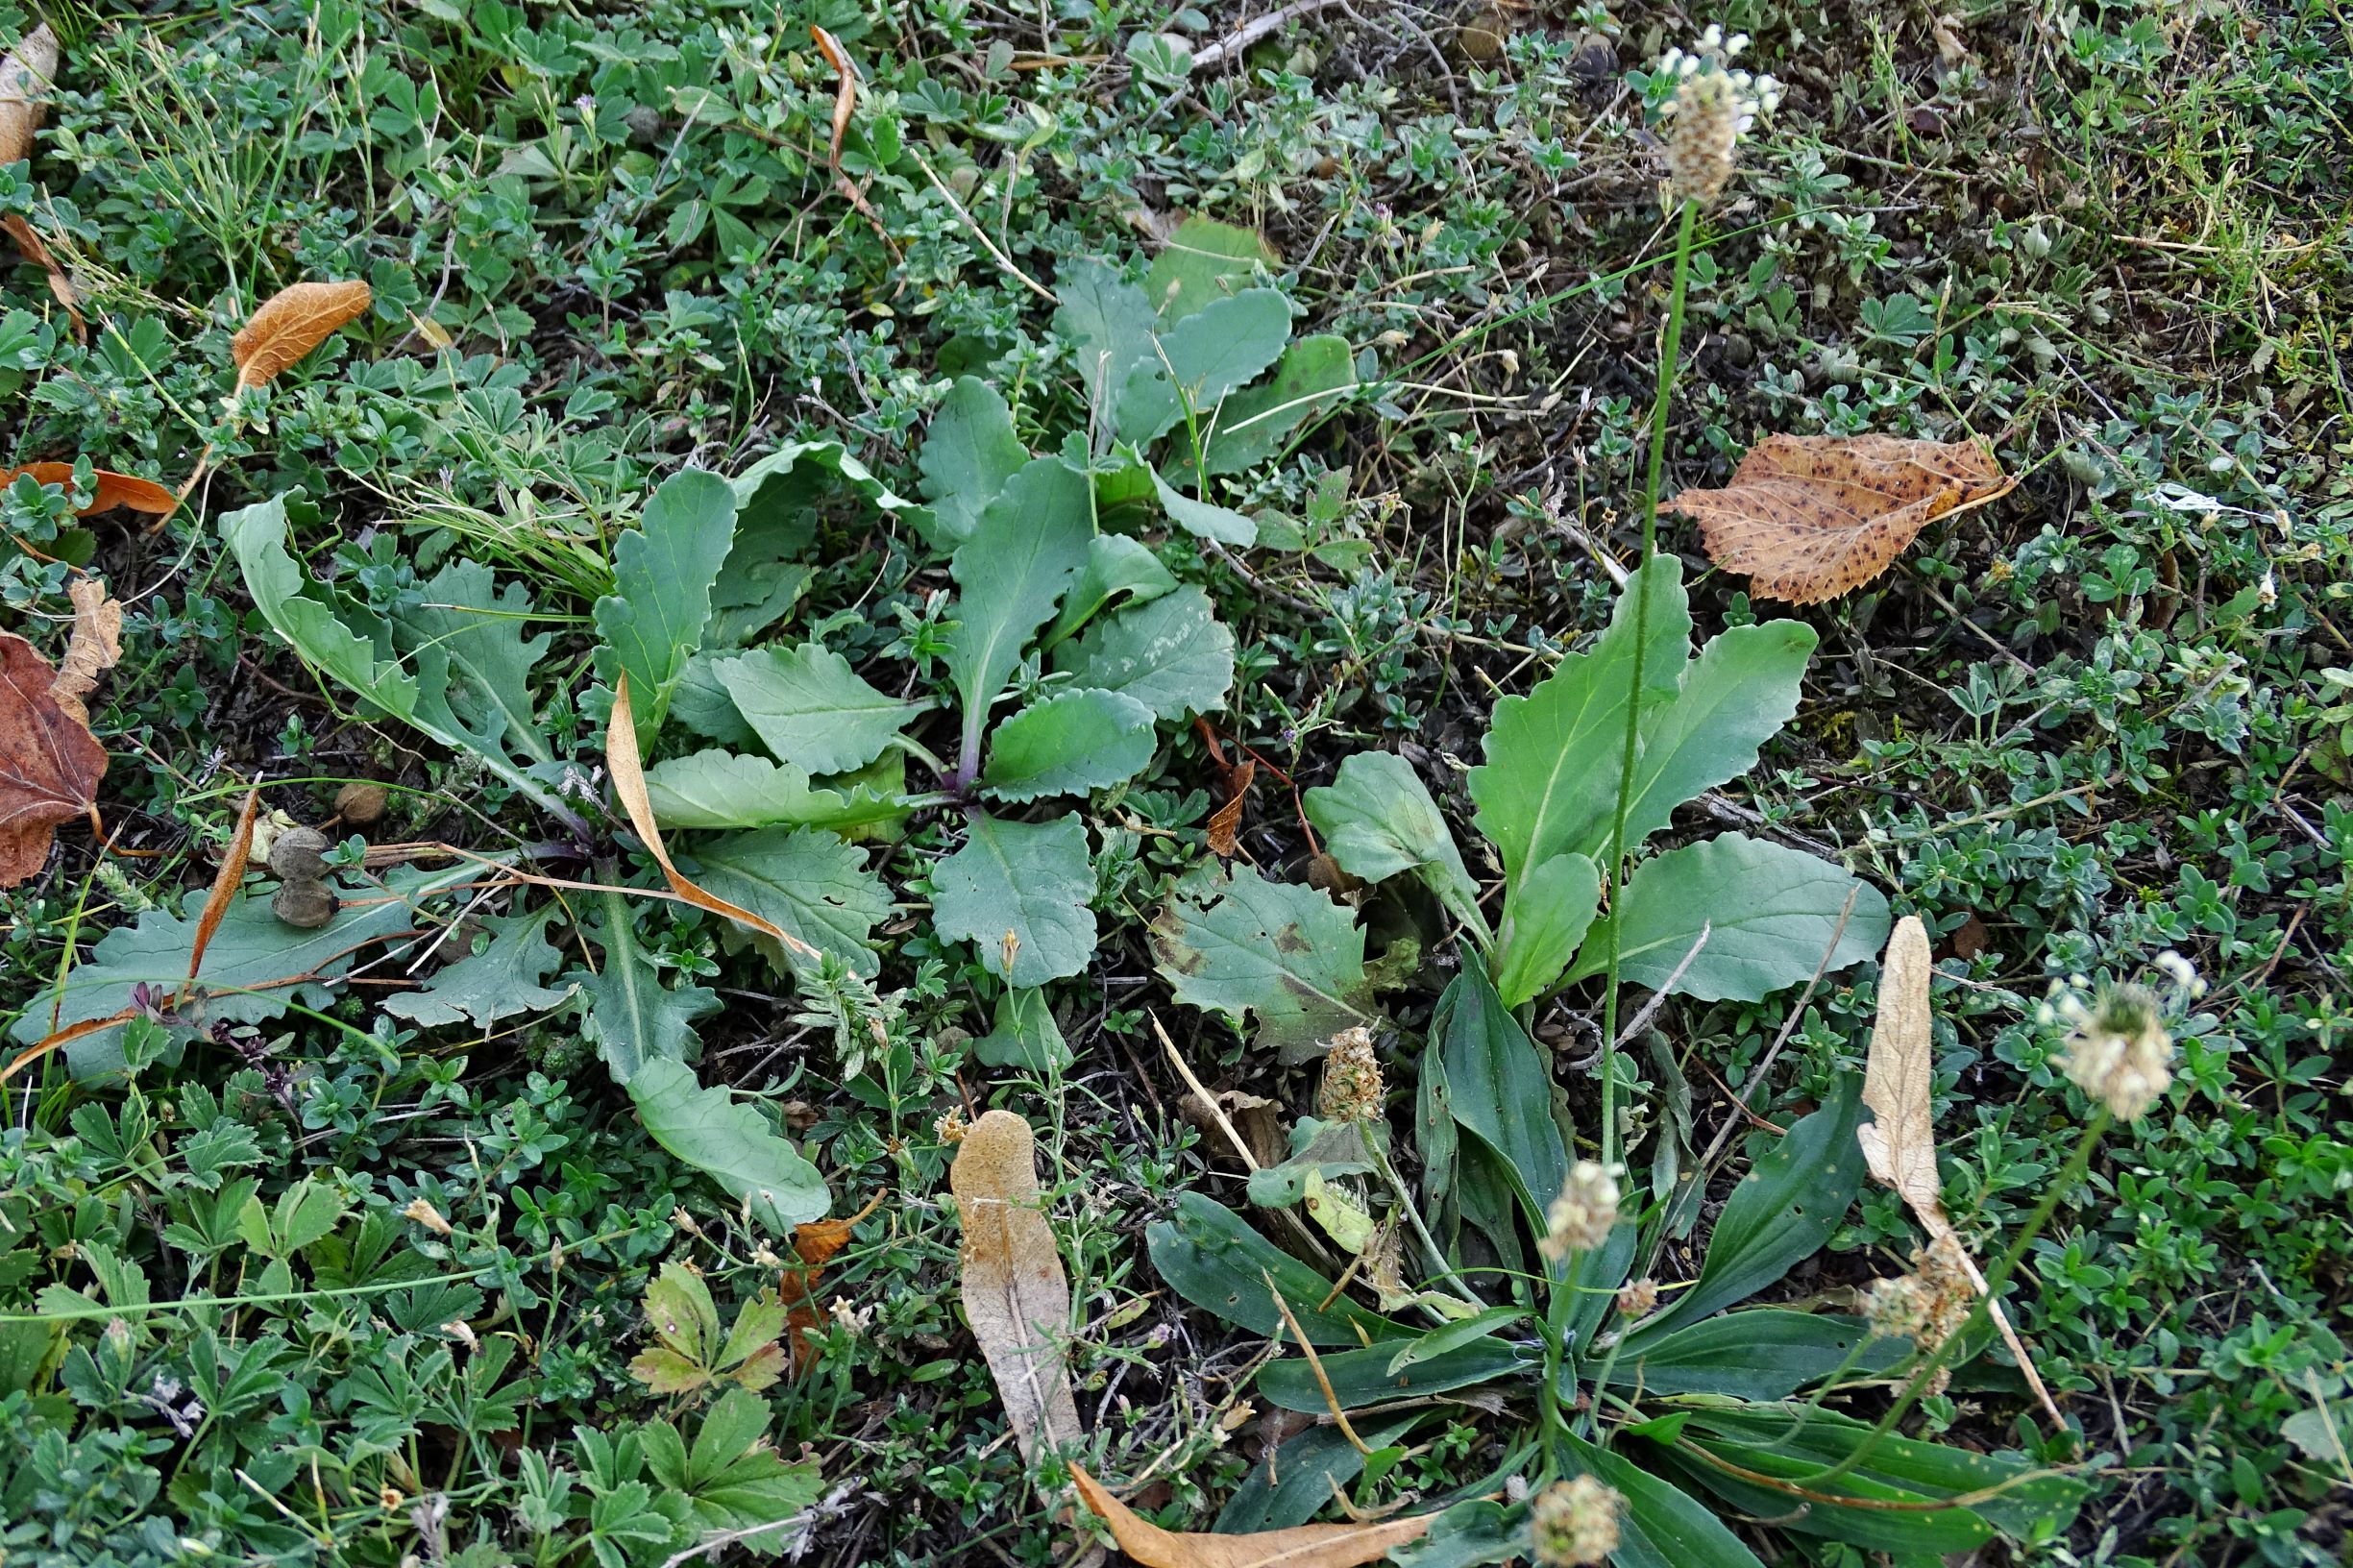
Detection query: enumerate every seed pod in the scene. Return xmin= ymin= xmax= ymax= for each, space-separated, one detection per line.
xmin=272 ymin=877 xmax=336 ymax=929
xmin=268 ymin=825 xmax=330 ymax=880
xmin=333 ymin=781 xmax=387 ymax=825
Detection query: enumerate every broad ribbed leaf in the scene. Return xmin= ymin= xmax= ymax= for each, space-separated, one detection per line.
xmin=1304 ymin=751 xmax=1484 ymax=938
xmin=1566 ymin=834 xmax=1889 ymax=1000
xmin=1468 ymin=557 xmax=1690 ymax=887
xmin=383 ymin=906 xmax=571 ymax=1028
xmin=979 ymin=688 xmax=1156 ymax=801
xmin=1115 ymin=288 xmax=1293 ymax=445
xmin=1435 ymin=959 xmax=1567 ymax=1234
xmin=1560 ymin=1433 xmax=1765 ymax=1568
xmin=593 ymin=469 xmax=738 ymax=747
xmin=570 ymin=891 xmax=718 ymax=1083
xmin=642 ymin=748 xmax=906 ymax=832
xmin=1144 ymin=1192 xmax=1402 ymax=1345
xmin=1052 ymin=585 xmax=1235 ymax=721
xmin=715 ymin=642 xmax=924 ymax=775
xmin=932 ymin=812 xmax=1095 ymax=987
xmin=1044 ymin=533 xmax=1177 ymax=646
xmin=631 ymin=1059 xmax=829 ymax=1229
xmin=688 ymin=826 xmax=890 ymax=979
xmin=919 ymin=377 xmax=1029 ymax=543
xmin=1149 ymin=466 xmax=1258 ymax=546
xmin=1491 ymin=851 xmax=1600 ymax=1007
xmin=944 ymin=458 xmax=1093 ymax=769
xmin=1151 ymin=863 xmax=1374 ymax=1062
xmin=1201 ymin=333 xmax=1358 ymax=476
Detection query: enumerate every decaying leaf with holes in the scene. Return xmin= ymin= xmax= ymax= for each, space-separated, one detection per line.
xmin=0 ymin=631 xmax=105 ymax=887
xmin=951 ymin=1109 xmax=1084 ymax=1465
xmin=50 ymin=577 xmax=122 ymax=730
xmin=1666 ymin=434 xmax=2010 ymax=604
xmin=230 ymin=280 xmax=373 ymax=392
xmin=1069 ymin=1465 xmax=1432 ymax=1567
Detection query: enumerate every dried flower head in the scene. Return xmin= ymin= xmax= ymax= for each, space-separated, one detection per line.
xmin=402 ymin=1198 xmax=453 ymax=1237
xmin=2044 ymin=978 xmax=2174 ymax=1119
xmin=1862 ymin=1232 xmax=1976 ymax=1393
xmin=1318 ymin=1026 xmax=1385 ymax=1121
xmin=1616 ymin=1278 xmax=1660 ymax=1322
xmin=1654 ymin=26 xmax=1782 ymax=204
xmin=934 ymin=1108 xmax=969 ymax=1144
xmin=1540 ymin=1161 xmax=1622 ymax=1260
xmin=1530 ymin=1474 xmax=1623 ymax=1566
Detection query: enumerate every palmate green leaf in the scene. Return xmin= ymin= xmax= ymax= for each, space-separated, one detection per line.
xmin=1144 ymin=214 xmax=1274 ymax=321
xmin=1052 ymin=257 xmax=1159 ymax=418
xmin=944 ymin=457 xmax=1094 ymax=770
xmin=593 ymin=469 xmax=739 ymax=747
xmin=1052 ymin=584 xmax=1237 ymax=721
xmin=1491 ymin=850 xmax=1600 ymax=1006
xmin=1150 ymin=862 xmax=1376 ymax=1063
xmin=642 ymin=749 xmax=908 ymax=833
xmin=630 ymin=1059 xmax=830 ymax=1230
xmin=1468 ymin=555 xmax=1690 ymax=888
xmin=1115 ymin=288 xmax=1293 ymax=446
xmin=1144 ymin=1192 xmax=1402 ymax=1345
xmin=919 ymin=376 xmax=1029 ymax=544
xmin=1303 ymin=751 xmax=1486 ymax=939
xmin=1043 ymin=532 xmax=1177 ymax=646
xmin=931 ymin=812 xmax=1095 ymax=988
xmin=1629 ymin=1086 xmax=1866 ymax=1337
xmin=220 ymin=497 xmax=565 ymax=816
xmin=1560 ymin=1433 xmax=1765 ymax=1568
xmin=1434 ymin=958 xmax=1568 ymax=1236
xmin=14 ymin=861 xmax=482 ymax=1076
xmin=1564 ymin=834 xmax=1890 ymax=1000
xmin=394 ymin=558 xmax=554 ymax=774
xmin=569 ymin=890 xmax=720 ymax=1084
xmin=1200 ymin=333 xmax=1359 ymax=476
xmin=714 ymin=642 xmax=926 ymax=775
xmin=978 ymin=687 xmax=1156 ymax=801
xmin=383 ymin=905 xmax=572 ymax=1029
xmin=640 ymin=1385 xmax=823 ymax=1556
xmin=1604 ymin=619 xmax=1818 ymax=858
xmin=687 ymin=827 xmax=891 ymax=980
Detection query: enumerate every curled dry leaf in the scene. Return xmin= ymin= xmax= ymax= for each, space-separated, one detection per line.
xmin=1666 ymin=433 xmax=2011 ymax=604
xmin=1859 ymin=914 xmax=2066 ymax=1430
xmin=186 ymin=785 xmax=260 ymax=994
xmin=231 ymin=280 xmax=373 ymax=392
xmin=780 ymin=1190 xmax=883 ymax=1374
xmin=1207 ymin=757 xmax=1254 ymax=858
xmin=606 ymin=674 xmax=826 ymax=968
xmin=0 ymin=630 xmax=106 ymax=887
xmin=950 ymin=1109 xmax=1084 ymax=1466
xmin=0 ymin=23 xmax=59 ymax=165
xmin=3 ymin=213 xmax=83 ymax=332
xmin=1069 ymin=1465 xmax=1433 ymax=1568
xmin=50 ymin=576 xmax=123 ymax=729
xmin=1 ymin=463 xmax=179 ymax=518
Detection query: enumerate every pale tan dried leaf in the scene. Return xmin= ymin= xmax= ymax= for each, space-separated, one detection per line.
xmin=1665 ymin=433 xmax=2011 ymax=604
xmin=1857 ymin=915 xmax=2067 ymax=1431
xmin=48 ymin=576 xmax=121 ymax=728
xmin=0 ymin=25 xmax=59 ymax=166
xmin=231 ymin=280 xmax=373 ymax=392
xmin=0 ymin=630 xmax=104 ymax=887
xmin=1858 ymin=914 xmax=1938 ymax=1218
xmin=1070 ymin=1465 xmax=1432 ymax=1568
xmin=1207 ymin=757 xmax=1254 ymax=858
xmin=950 ymin=1109 xmax=1084 ymax=1466
xmin=810 ymin=26 xmax=855 ymax=166
xmin=606 ymin=674 xmax=825 ymax=967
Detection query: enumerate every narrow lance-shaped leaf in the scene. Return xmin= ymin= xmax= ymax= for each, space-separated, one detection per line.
xmin=943 ymin=457 xmax=1093 ymax=777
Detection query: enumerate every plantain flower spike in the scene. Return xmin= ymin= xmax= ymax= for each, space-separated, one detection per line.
xmin=1539 ymin=1160 xmax=1622 ymax=1260
xmin=1656 ymin=25 xmax=1783 ymax=204
xmin=1531 ymin=1474 xmax=1623 ymax=1566
xmin=1318 ymin=1025 xmax=1385 ymax=1121
xmin=2039 ymin=954 xmax=2199 ymax=1121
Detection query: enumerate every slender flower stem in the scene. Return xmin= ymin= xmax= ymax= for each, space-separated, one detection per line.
xmin=1802 ymin=1110 xmax=2110 ymax=1488
xmin=1598 ymin=197 xmax=1700 ymax=1168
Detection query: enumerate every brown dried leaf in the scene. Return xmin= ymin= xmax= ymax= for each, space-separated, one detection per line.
xmin=1207 ymin=758 xmax=1255 ymax=858
xmin=186 ymin=785 xmax=259 ymax=994
xmin=951 ymin=1109 xmax=1084 ymax=1466
xmin=809 ymin=26 xmax=855 ymax=166
xmin=1 ymin=463 xmax=179 ymax=518
xmin=49 ymin=576 xmax=122 ymax=729
xmin=0 ymin=630 xmax=105 ymax=887
xmin=0 ymin=24 xmax=59 ymax=165
xmin=1069 ymin=1465 xmax=1432 ymax=1568
xmin=1857 ymin=915 xmax=2066 ymax=1430
xmin=606 ymin=674 xmax=825 ymax=968
xmin=1666 ymin=433 xmax=2011 ymax=604
xmin=2 ymin=213 xmax=83 ymax=333
xmin=231 ymin=280 xmax=373 ymax=392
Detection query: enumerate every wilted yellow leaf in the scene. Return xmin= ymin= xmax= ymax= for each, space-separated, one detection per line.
xmin=1069 ymin=1464 xmax=1433 ymax=1568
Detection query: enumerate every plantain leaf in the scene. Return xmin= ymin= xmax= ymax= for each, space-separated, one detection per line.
xmin=715 ymin=641 xmax=926 ymax=776
xmin=944 ymin=458 xmax=1094 ymax=772
xmin=1043 ymin=533 xmax=1177 ymax=646
xmin=1150 ymin=863 xmax=1377 ymax=1062
xmin=1144 ymin=215 xmax=1274 ymax=321
xmin=979 ymin=687 xmax=1157 ymax=801
xmin=1492 ymin=851 xmax=1602 ymax=1007
xmin=629 ymin=1058 xmax=830 ymax=1229
xmin=642 ymin=749 xmax=908 ymax=833
xmin=1144 ymin=1192 xmax=1402 ymax=1345
xmin=1304 ymin=751 xmax=1485 ymax=939
xmin=1115 ymin=288 xmax=1293 ymax=446
xmin=931 ymin=812 xmax=1095 ymax=988
xmin=687 ymin=826 xmax=891 ymax=980
xmin=1559 ymin=1433 xmax=1765 ymax=1568
xmin=1201 ymin=333 xmax=1358 ymax=476
xmin=593 ymin=469 xmax=739 ymax=747
xmin=1051 ymin=584 xmax=1236 ymax=721
xmin=1435 ymin=958 xmax=1568 ymax=1237
xmin=383 ymin=905 xmax=572 ymax=1029
xmin=919 ymin=376 xmax=1029 ymax=544
xmin=569 ymin=890 xmax=719 ymax=1084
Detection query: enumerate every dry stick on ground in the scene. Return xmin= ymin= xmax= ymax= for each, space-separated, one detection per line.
xmin=1190 ymin=0 xmax=1348 ymax=71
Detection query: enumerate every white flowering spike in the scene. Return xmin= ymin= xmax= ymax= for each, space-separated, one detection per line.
xmin=1531 ymin=1474 xmax=1623 ymax=1566
xmin=1540 ymin=1161 xmax=1622 ymax=1260
xmin=1654 ymin=25 xmax=1781 ymax=203
xmin=2057 ymin=981 xmax=2174 ymax=1119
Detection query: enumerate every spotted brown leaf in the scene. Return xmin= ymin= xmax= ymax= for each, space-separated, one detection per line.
xmin=0 ymin=631 xmax=105 ymax=887
xmin=1666 ymin=433 xmax=2010 ymax=604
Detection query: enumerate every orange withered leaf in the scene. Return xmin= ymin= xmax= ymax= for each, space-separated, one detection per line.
xmin=0 ymin=631 xmax=106 ymax=887
xmin=231 ymin=280 xmax=373 ymax=392
xmin=1665 ymin=433 xmax=2011 ymax=604
xmin=0 ymin=463 xmax=177 ymax=517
